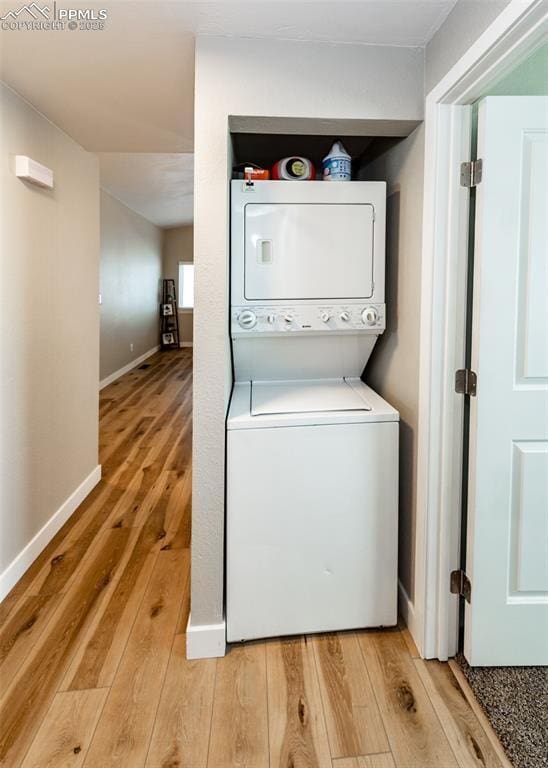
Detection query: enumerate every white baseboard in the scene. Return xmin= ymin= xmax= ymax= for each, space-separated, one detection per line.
xmin=398 ymin=579 xmax=421 ymax=655
xmin=179 ymin=341 xmax=193 ymax=348
xmin=99 ymin=345 xmax=160 ymax=390
xmin=186 ymin=614 xmax=226 ymax=659
xmin=0 ymin=465 xmax=102 ymax=601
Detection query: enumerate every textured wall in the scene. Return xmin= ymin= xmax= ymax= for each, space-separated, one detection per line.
xmin=192 ymin=35 xmax=425 ymax=631
xmin=0 ymin=83 xmax=100 ymax=582
xmin=99 ymin=190 xmax=163 ymax=381
xmin=425 ymin=0 xmax=511 ymax=93
xmin=359 ymin=125 xmax=425 ymax=601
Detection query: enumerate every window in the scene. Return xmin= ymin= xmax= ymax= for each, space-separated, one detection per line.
xmin=178 ymin=262 xmax=194 ymax=309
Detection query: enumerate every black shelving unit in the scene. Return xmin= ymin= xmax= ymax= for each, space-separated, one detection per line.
xmin=160 ymin=279 xmax=180 ymax=350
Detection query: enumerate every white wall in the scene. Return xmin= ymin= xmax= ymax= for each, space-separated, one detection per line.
xmin=99 ymin=190 xmax=163 ymax=382
xmin=191 ymin=36 xmax=424 ymax=639
xmin=425 ymin=0 xmax=511 ymax=93
xmin=0 ymin=83 xmax=100 ymax=597
xmin=359 ymin=126 xmax=425 ymax=603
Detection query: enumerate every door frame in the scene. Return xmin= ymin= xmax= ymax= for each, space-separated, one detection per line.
xmin=414 ymin=0 xmax=548 ymax=660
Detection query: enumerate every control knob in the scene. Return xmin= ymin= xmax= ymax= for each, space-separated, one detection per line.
xmin=267 ymin=314 xmax=276 ymax=324
xmin=340 ymin=311 xmax=351 ymax=322
xmin=320 ymin=312 xmax=331 ymax=323
xmin=237 ymin=310 xmax=257 ymax=329
xmin=362 ymin=306 xmax=378 ymax=326
xmin=284 ymin=313 xmax=294 ymax=324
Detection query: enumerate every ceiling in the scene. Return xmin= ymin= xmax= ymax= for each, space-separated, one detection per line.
xmin=0 ymin=0 xmax=456 ymax=226
xmin=98 ymin=153 xmax=194 ymax=227
xmin=0 ymin=2 xmax=195 ymax=153
xmin=187 ymin=1 xmax=457 ymax=46
xmin=0 ymin=1 xmax=456 ymax=153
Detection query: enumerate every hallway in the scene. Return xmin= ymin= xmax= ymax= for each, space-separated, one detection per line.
xmin=0 ymin=349 xmax=192 ymax=767
xmin=0 ymin=350 xmax=509 ymax=768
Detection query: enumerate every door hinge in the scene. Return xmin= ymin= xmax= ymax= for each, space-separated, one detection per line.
xmin=450 ymin=569 xmax=471 ymax=603
xmin=455 ymin=368 xmax=477 ymax=396
xmin=460 ymin=159 xmax=483 ymax=187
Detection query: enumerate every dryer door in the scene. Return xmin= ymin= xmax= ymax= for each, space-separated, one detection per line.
xmin=244 ymin=203 xmax=374 ymax=300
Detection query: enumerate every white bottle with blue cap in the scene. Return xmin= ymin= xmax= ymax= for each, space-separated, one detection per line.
xmin=322 ymin=140 xmax=351 ymax=181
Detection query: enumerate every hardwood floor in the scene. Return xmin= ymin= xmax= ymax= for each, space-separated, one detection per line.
xmin=0 ymin=349 xmax=510 ymax=768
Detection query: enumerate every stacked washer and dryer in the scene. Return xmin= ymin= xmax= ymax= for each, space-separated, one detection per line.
xmin=226 ymin=180 xmax=398 ymax=643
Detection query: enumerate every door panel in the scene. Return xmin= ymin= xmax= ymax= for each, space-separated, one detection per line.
xmin=226 ymin=421 xmax=398 ymax=642
xmin=244 ymin=203 xmax=374 ymax=300
xmin=517 ymin=134 xmax=548 ymax=380
xmin=511 ymin=441 xmax=548 ymax=593
xmin=465 ymin=96 xmax=548 ymax=666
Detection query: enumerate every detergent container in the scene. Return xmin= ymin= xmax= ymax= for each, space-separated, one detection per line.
xmin=271 ymin=157 xmax=315 ymax=180
xmin=322 ymin=141 xmax=351 ymax=181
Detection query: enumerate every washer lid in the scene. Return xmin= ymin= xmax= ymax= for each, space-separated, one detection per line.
xmin=251 ymin=378 xmax=371 ymax=416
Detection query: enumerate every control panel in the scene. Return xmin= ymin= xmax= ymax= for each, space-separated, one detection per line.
xmin=231 ymin=304 xmax=385 ymax=336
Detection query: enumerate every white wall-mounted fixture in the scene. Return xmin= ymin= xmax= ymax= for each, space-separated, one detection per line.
xmin=15 ymin=155 xmax=54 ymax=189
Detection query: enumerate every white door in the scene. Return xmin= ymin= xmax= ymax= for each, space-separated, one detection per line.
xmin=244 ymin=203 xmax=374 ymax=300
xmin=465 ymin=96 xmax=548 ymax=666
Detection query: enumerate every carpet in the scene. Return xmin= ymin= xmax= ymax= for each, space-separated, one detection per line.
xmin=456 ymin=653 xmax=548 ymax=768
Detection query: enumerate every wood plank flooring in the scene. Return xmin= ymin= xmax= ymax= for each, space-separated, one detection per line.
xmin=0 ymin=349 xmax=510 ymax=768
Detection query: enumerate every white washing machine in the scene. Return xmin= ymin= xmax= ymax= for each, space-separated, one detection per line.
xmin=227 ymin=180 xmax=399 ymax=643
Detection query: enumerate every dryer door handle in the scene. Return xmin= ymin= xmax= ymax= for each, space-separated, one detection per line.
xmin=257 ymin=239 xmax=273 ymax=264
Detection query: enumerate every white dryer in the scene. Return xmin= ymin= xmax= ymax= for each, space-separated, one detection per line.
xmin=227 ymin=181 xmax=399 ymax=643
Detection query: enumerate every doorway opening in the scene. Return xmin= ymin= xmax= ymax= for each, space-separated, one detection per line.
xmin=97 ymin=152 xmax=194 ymax=390
xmin=415 ymin=0 xmax=547 ymax=668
